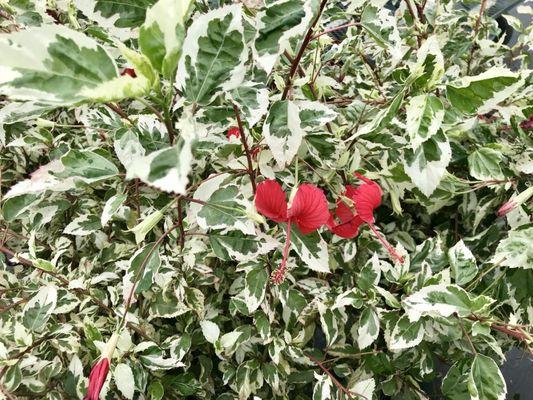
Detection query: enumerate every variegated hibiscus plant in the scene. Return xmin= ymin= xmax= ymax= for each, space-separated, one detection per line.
xmin=0 ymin=0 xmax=531 ymax=399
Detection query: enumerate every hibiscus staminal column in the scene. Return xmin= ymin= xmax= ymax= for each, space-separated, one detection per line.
xmin=368 ymin=224 xmax=404 ymax=264
xmin=328 ymin=173 xmax=404 ymax=264
xmin=271 ymin=222 xmax=292 ymax=284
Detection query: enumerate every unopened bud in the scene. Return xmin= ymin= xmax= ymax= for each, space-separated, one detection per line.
xmin=497 ymin=186 xmax=533 ymax=217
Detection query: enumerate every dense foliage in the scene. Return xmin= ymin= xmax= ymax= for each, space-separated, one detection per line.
xmin=0 ymin=0 xmax=532 ymax=399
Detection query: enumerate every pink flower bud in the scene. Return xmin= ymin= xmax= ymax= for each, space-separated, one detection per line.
xmin=84 ymin=333 xmax=119 ymax=400
xmin=120 ymin=68 xmax=137 ymax=78
xmin=497 ymin=187 xmax=533 ymax=217
xmin=227 ymin=126 xmax=240 ymax=140
xmin=84 ymin=357 xmax=110 ymax=400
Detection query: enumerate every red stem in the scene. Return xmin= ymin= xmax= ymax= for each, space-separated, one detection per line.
xmin=311 ymin=21 xmax=360 ymax=40
xmin=233 ymin=103 xmax=257 ymax=193
xmin=119 ymin=223 xmax=180 ymax=329
xmin=281 ymin=0 xmax=329 ymax=100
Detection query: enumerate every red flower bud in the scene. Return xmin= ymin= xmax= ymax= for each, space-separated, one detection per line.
xmin=227 ymin=126 xmax=240 ymax=140
xmin=120 ymin=68 xmax=137 ymax=78
xmin=84 ymin=358 xmax=110 ymax=400
xmin=251 ymin=146 xmax=261 ymax=159
xmin=497 ymin=187 xmax=533 ymax=217
xmin=84 ymin=333 xmax=119 ymax=400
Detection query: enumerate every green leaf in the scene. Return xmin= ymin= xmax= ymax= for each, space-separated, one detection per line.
xmin=230 ymin=82 xmax=270 ymax=127
xmin=113 ymin=363 xmax=135 ymax=399
xmin=3 ymin=364 xmax=22 ymax=391
xmin=74 ymin=0 xmax=156 ymax=32
xmin=297 ymin=101 xmax=337 ymax=132
xmin=263 ymin=100 xmax=305 ymax=167
xmin=253 ymin=0 xmax=314 ymax=73
xmin=360 ymin=4 xmax=403 ymax=62
xmin=468 ymin=355 xmax=507 ymax=400
xmin=148 ymin=381 xmax=165 ymax=400
xmin=404 ymin=130 xmax=451 ymax=197
xmin=139 ymin=0 xmax=194 ymax=79
xmin=60 ymin=149 xmax=119 ymax=183
xmin=63 ymin=214 xmax=102 ymax=236
xmin=388 ymin=315 xmax=424 ymax=351
xmin=492 ymin=227 xmax=533 ymax=269
xmin=354 ymin=92 xmax=404 ymax=138
xmin=4 ymin=160 xmax=76 ymax=200
xmin=356 ymin=307 xmax=379 ymax=350
xmin=209 ymin=232 xmax=278 ymax=262
xmin=291 ymin=228 xmax=330 ymax=273
xmin=468 ymin=148 xmax=505 ymax=181
xmin=197 ymin=186 xmax=250 ymax=231
xmin=405 ymin=94 xmax=444 ymax=148
xmin=22 ymin=285 xmax=57 ymax=332
xmin=190 ymin=173 xmax=255 ymax=234
xmin=402 ymin=284 xmax=494 ymax=322
xmin=121 ymin=139 xmax=194 ymax=195
xmin=176 ymin=5 xmax=247 ymax=105
xmin=449 ymin=240 xmax=478 ymax=286
xmin=312 ymin=372 xmax=333 ymax=400
xmin=0 ymin=25 xmax=150 ymax=106
xmin=129 ymin=202 xmax=173 ymax=244
xmin=101 ymin=194 xmax=127 ymax=226
xmin=164 ymin=372 xmax=200 ymax=396
xmin=446 ymin=67 xmax=523 ymax=115
xmin=442 ymin=359 xmax=470 ymax=400
xmin=240 ymin=264 xmax=269 ymax=314
xmin=2 ymin=194 xmax=39 ymax=222
xmin=357 ymin=253 xmax=382 ymax=292
xmin=128 ymin=243 xmax=161 ymax=294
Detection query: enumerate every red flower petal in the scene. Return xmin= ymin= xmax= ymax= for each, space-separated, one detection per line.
xmin=353 ymin=174 xmax=382 ymax=224
xmin=288 ymin=184 xmax=329 ymax=234
xmin=120 ymin=68 xmax=136 ymax=78
xmin=327 ymin=211 xmax=364 ymax=238
xmin=227 ymin=126 xmax=240 ymax=140
xmin=327 ymin=186 xmax=363 ymax=238
xmin=255 ymin=180 xmax=288 ymax=223
xmin=84 ymin=358 xmax=110 ymax=400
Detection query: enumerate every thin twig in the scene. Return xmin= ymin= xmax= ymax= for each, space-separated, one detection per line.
xmin=0 ymin=297 xmax=29 ymax=313
xmin=105 ymin=103 xmax=134 ymax=125
xmin=119 ymin=223 xmax=181 ymax=329
xmin=466 ymin=0 xmax=488 ymax=75
xmin=457 ymin=317 xmax=477 ymax=355
xmin=0 ymin=335 xmax=53 ymax=381
xmin=282 ymin=0 xmax=329 ymax=100
xmin=283 ymin=51 xmax=333 ymax=134
xmin=177 ymin=198 xmax=185 ymax=250
xmin=468 ymin=315 xmax=532 ymax=344
xmin=311 ymin=22 xmax=360 ymax=41
xmin=233 ymin=103 xmax=257 ymax=193
xmin=305 ymin=353 xmax=366 ymax=399
xmin=0 ymin=245 xmax=154 ymax=343
xmin=137 ymin=97 xmax=176 ymax=144
xmin=403 ymin=0 xmax=421 ymax=47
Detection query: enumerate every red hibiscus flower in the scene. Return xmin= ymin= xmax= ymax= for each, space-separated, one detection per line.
xmin=255 ymin=180 xmax=329 ymax=284
xmin=120 ymin=68 xmax=136 ymax=78
xmin=84 ymin=333 xmax=119 ymax=400
xmin=328 ymin=173 xmax=404 ymax=264
xmin=250 ymin=146 xmax=261 ymax=159
xmin=227 ymin=126 xmax=240 ymax=140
